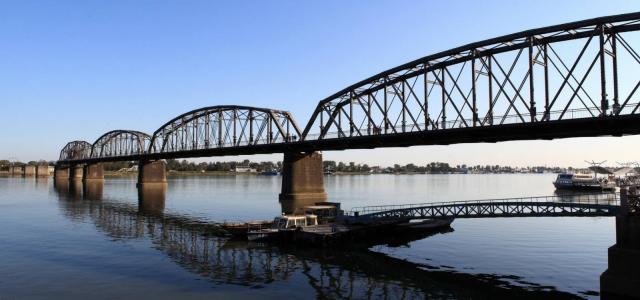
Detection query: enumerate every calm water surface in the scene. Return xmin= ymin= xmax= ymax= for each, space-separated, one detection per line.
xmin=0 ymin=174 xmax=613 ymax=299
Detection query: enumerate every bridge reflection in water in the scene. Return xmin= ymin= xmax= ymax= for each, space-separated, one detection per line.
xmin=51 ymin=181 xmax=585 ymax=299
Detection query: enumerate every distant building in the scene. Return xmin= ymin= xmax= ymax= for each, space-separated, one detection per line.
xmin=234 ymin=165 xmax=257 ymax=173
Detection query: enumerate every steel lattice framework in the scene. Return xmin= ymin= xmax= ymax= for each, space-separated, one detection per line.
xmin=59 ymin=141 xmax=93 ymax=161
xmin=301 ymin=12 xmax=640 ymax=143
xmin=57 ymin=13 xmax=640 ymax=164
xmin=91 ymin=130 xmax=152 ymax=158
xmin=149 ymin=105 xmax=301 ymax=153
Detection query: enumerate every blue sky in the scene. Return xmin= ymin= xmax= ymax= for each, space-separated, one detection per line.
xmin=1 ymin=0 xmax=639 ymax=166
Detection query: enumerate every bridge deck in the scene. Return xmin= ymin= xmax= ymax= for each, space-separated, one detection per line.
xmin=346 ymin=194 xmax=620 ymax=221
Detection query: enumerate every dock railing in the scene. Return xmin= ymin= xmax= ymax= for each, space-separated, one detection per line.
xmin=347 ymin=193 xmax=620 ymax=217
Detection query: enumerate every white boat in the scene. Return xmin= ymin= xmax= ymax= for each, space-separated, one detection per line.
xmin=247 ymin=214 xmax=319 ymax=241
xmin=553 ymin=172 xmax=616 ymax=191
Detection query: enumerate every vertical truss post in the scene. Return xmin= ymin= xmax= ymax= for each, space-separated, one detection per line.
xmin=268 ymin=114 xmax=273 ymax=143
xmin=337 ymin=104 xmax=342 ymax=137
xmin=384 ymin=78 xmax=389 ymax=134
xmin=218 ymin=110 xmax=223 ymax=147
xmin=232 ymin=109 xmax=237 ymax=146
xmin=441 ymin=69 xmax=447 ymax=129
xmin=424 ymin=65 xmax=429 ymax=129
xmin=543 ymin=43 xmax=550 ymax=121
xmin=349 ymin=91 xmax=354 ymax=136
xmin=204 ymin=114 xmax=210 ymax=148
xmin=599 ymin=25 xmax=609 ymax=115
xmin=488 ymin=56 xmax=494 ymax=125
xmin=612 ymin=32 xmax=620 ymax=113
xmin=367 ymin=94 xmax=372 ymax=135
xmin=528 ymin=37 xmax=536 ymax=121
xmin=319 ymin=108 xmax=324 ymax=138
xmin=471 ymin=54 xmax=478 ymax=127
xmin=401 ymin=81 xmax=406 ymax=132
xmin=249 ymin=110 xmax=254 ymax=143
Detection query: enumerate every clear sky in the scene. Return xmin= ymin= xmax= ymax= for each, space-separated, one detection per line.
xmin=1 ymin=0 xmax=639 ymax=167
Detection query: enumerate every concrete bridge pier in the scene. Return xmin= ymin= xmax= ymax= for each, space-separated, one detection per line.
xmin=69 ymin=165 xmax=84 ymax=182
xmin=10 ymin=166 xmax=23 ymax=176
xmin=279 ymin=151 xmax=327 ymax=214
xmin=36 ymin=165 xmax=49 ymax=177
xmin=137 ymin=160 xmax=167 ymax=187
xmin=83 ymin=163 xmax=104 ymax=182
xmin=54 ymin=165 xmax=70 ymax=181
xmin=23 ymin=165 xmax=36 ymax=177
xmin=601 ymin=186 xmax=640 ymax=299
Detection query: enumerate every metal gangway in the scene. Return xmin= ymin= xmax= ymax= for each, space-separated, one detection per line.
xmin=347 ymin=194 xmax=620 ymax=221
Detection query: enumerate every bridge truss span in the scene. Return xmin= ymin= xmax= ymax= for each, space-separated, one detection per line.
xmin=301 ymin=12 xmax=640 ymax=146
xmin=149 ymin=106 xmax=302 ymax=155
xmin=59 ymin=141 xmax=93 ymax=161
xmin=91 ymin=130 xmax=152 ymax=159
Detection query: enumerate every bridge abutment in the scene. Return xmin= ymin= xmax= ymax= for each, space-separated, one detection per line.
xmin=601 ymin=186 xmax=640 ymax=299
xmin=137 ymin=160 xmax=167 ymax=187
xmin=83 ymin=163 xmax=104 ymax=182
xmin=279 ymin=151 xmax=327 ymax=214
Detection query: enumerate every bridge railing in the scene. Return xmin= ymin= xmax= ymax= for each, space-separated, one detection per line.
xmin=305 ymin=103 xmax=638 ymax=140
xmin=347 ymin=193 xmax=620 ymax=216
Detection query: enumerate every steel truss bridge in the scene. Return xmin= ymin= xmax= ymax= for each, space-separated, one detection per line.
xmin=347 ymin=194 xmax=620 ymax=221
xmin=58 ymin=12 xmax=640 ymax=164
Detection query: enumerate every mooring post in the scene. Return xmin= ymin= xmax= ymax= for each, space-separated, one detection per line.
xmin=279 ymin=151 xmax=328 ymax=214
xmin=600 ymin=186 xmax=640 ymax=298
xmin=137 ymin=160 xmax=167 ymax=187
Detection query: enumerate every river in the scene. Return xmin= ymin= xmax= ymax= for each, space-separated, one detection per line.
xmin=0 ymin=174 xmax=613 ymax=299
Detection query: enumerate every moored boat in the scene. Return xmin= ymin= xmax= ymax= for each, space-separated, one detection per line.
xmin=247 ymin=214 xmax=319 ymax=241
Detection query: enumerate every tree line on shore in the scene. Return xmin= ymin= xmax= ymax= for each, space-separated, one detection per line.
xmin=0 ymin=158 xmax=588 ymax=174
xmin=94 ymin=159 xmax=572 ymax=174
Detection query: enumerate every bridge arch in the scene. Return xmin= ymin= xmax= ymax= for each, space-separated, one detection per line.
xmin=91 ymin=130 xmax=152 ymax=158
xmin=149 ymin=105 xmax=301 ymax=153
xmin=59 ymin=141 xmax=93 ymax=161
xmin=301 ymin=12 xmax=640 ymax=141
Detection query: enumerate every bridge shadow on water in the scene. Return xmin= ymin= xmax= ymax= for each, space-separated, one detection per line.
xmin=52 ymin=180 xmax=586 ymax=299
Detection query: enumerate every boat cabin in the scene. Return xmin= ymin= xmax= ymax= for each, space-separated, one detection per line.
xmin=272 ymin=215 xmax=318 ymax=229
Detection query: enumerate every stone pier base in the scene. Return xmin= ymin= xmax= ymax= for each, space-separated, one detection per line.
xmin=10 ymin=166 xmax=23 ymax=176
xmin=70 ymin=165 xmax=84 ymax=181
xmin=36 ymin=165 xmax=49 ymax=177
xmin=601 ymin=187 xmax=640 ymax=299
xmin=83 ymin=163 xmax=104 ymax=182
xmin=54 ymin=165 xmax=70 ymax=180
xmin=137 ymin=160 xmax=167 ymax=187
xmin=23 ymin=165 xmax=36 ymax=177
xmin=279 ymin=151 xmax=327 ymax=214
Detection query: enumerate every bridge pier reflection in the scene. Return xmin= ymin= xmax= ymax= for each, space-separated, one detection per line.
xmin=83 ymin=180 xmax=104 ymax=201
xmin=138 ymin=184 xmax=166 ymax=215
xmin=601 ymin=186 xmax=640 ymax=299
